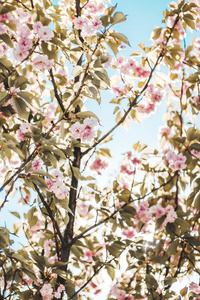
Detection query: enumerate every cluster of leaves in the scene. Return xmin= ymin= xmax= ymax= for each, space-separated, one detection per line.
xmin=0 ymin=0 xmax=200 ymax=299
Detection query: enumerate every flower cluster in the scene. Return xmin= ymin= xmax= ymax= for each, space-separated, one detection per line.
xmin=32 ymin=55 xmax=54 ymax=71
xmin=33 ymin=21 xmax=54 ymax=42
xmin=17 ymin=123 xmax=31 ymax=141
xmin=69 ymin=117 xmax=98 ymax=143
xmin=164 ymin=149 xmax=186 ymax=171
xmin=138 ymin=84 xmax=165 ymax=116
xmin=90 ymin=156 xmax=108 ymax=174
xmin=73 ymin=15 xmax=102 ymax=38
xmin=46 ymin=170 xmax=68 ymax=199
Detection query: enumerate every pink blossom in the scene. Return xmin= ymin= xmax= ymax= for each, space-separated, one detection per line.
xmin=54 ymin=285 xmax=65 ymax=299
xmin=18 ymin=37 xmax=33 ymax=51
xmin=40 ymin=284 xmax=53 ymax=300
xmin=17 ymin=122 xmax=31 ymax=141
xmin=191 ymin=149 xmax=200 ymax=159
xmin=134 ymin=66 xmax=150 ymax=78
xmin=190 ymin=282 xmax=200 ymax=294
xmin=149 ymin=204 xmax=165 ymax=220
xmin=111 ymin=284 xmax=126 ymax=300
xmin=193 ymin=96 xmax=199 ymax=105
xmin=44 ymin=239 xmax=54 ymax=258
xmin=50 ymin=180 xmax=68 ymax=199
xmin=0 ymin=23 xmax=6 ymax=34
xmin=131 ymin=157 xmax=141 ymax=165
xmin=78 ymin=203 xmax=89 ymax=217
xmin=120 ymin=165 xmax=135 ymax=175
xmin=9 ymin=87 xmax=20 ymax=95
xmin=30 ymin=220 xmax=42 ymax=235
xmin=73 ymin=16 xmax=88 ymax=30
xmin=33 ymin=21 xmax=43 ymax=34
xmin=38 ymin=26 xmax=54 ymax=42
xmin=81 ymin=25 xmax=96 ymax=38
xmin=0 ymin=43 xmax=8 ymax=57
xmin=84 ymin=1 xmax=107 ymax=15
xmin=160 ymin=126 xmax=171 ymax=140
xmin=122 ymin=229 xmax=134 ymax=239
xmin=70 ymin=117 xmax=98 ymax=143
xmin=13 ymin=46 xmax=29 ymax=62
xmin=52 ymin=170 xmax=65 ymax=181
xmin=30 ymin=158 xmax=43 ymax=173
xmin=17 ymin=25 xmax=31 ymax=38
xmin=44 ymin=103 xmax=56 ymax=121
xmin=90 ymin=157 xmax=108 ymax=175
xmin=91 ymin=17 xmax=102 ymax=30
xmin=33 ymin=55 xmax=54 ymax=71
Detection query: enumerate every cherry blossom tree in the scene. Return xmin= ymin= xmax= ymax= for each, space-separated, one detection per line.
xmin=0 ymin=0 xmax=200 ymax=299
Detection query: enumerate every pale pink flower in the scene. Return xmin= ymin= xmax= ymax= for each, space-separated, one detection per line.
xmin=131 ymin=157 xmax=141 ymax=165
xmin=44 ymin=239 xmax=54 ymax=258
xmin=160 ymin=126 xmax=171 ymax=140
xmin=69 ymin=122 xmax=83 ymax=139
xmin=91 ymin=17 xmax=102 ymax=30
xmin=51 ymin=180 xmax=68 ymax=199
xmin=44 ymin=103 xmax=56 ymax=121
xmin=17 ymin=25 xmax=31 ymax=38
xmin=52 ymin=170 xmax=65 ymax=181
xmin=30 ymin=220 xmax=42 ymax=235
xmin=54 ymin=285 xmax=65 ymax=299
xmin=78 ymin=203 xmax=89 ymax=217
xmin=30 ymin=158 xmax=43 ymax=173
xmin=33 ymin=21 xmax=43 ymax=34
xmin=33 ymin=55 xmax=54 ymax=71
xmin=81 ymin=25 xmax=96 ymax=37
xmin=191 ymin=150 xmax=200 ymax=159
xmin=190 ymin=282 xmax=200 ymax=294
xmin=122 ymin=229 xmax=134 ymax=239
xmin=17 ymin=123 xmax=31 ymax=141
xmin=18 ymin=37 xmax=33 ymax=51
xmin=111 ymin=285 xmax=126 ymax=300
xmin=90 ymin=157 xmax=108 ymax=175
xmin=38 ymin=26 xmax=54 ymax=41
xmin=0 ymin=43 xmax=8 ymax=57
xmin=120 ymin=165 xmax=135 ymax=175
xmin=40 ymin=284 xmax=53 ymax=300
xmin=13 ymin=47 xmax=29 ymax=62
xmin=73 ymin=16 xmax=88 ymax=30
xmin=9 ymin=87 xmax=20 ymax=95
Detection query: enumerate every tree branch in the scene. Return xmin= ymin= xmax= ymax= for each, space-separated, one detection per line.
xmin=33 ymin=183 xmax=66 ymax=247
xmin=73 ymin=173 xmax=176 ymax=243
xmin=81 ymin=15 xmax=180 ymax=157
xmin=49 ymin=68 xmax=65 ymax=113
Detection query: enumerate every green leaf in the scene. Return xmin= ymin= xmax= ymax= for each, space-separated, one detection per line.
xmin=164 ymin=277 xmax=177 ymax=286
xmin=12 ymin=97 xmax=29 ymax=120
xmin=10 ymin=211 xmax=20 ymax=219
xmin=194 ymin=193 xmax=200 ymax=210
xmin=0 ymin=33 xmax=13 ymax=48
xmin=95 ymin=70 xmax=110 ymax=86
xmin=1 ymin=20 xmax=16 ymax=31
xmin=76 ymin=111 xmax=99 ymax=120
xmin=167 ymin=239 xmax=179 ymax=256
xmin=30 ymin=175 xmax=48 ymax=189
xmin=72 ymin=65 xmax=82 ymax=77
xmin=106 ymin=265 xmax=115 ymax=280
xmin=146 ymin=274 xmax=158 ymax=288
xmin=111 ymin=12 xmax=127 ymax=25
xmin=110 ymin=32 xmax=130 ymax=45
xmin=190 ymin=143 xmax=200 ymax=152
